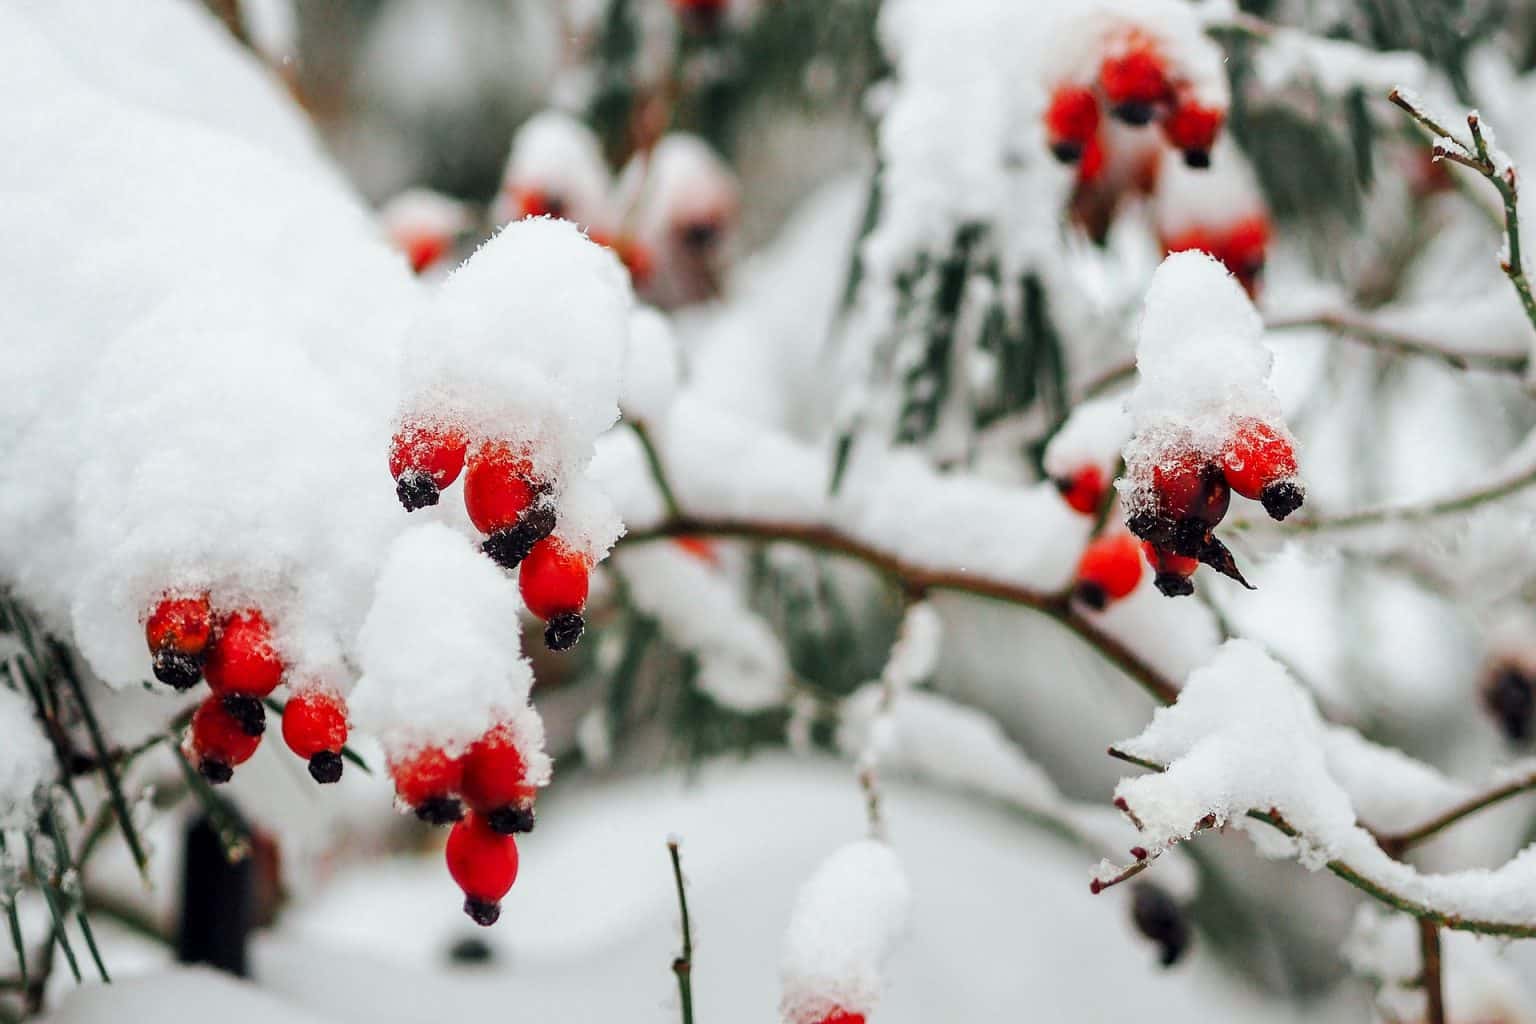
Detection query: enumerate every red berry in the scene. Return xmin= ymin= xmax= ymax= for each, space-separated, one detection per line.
xmin=189 ymin=695 xmax=262 ymax=784
xmin=1143 ymin=541 xmax=1198 ymax=598
xmin=1044 ymin=85 xmax=1101 ymax=163
xmin=389 ymin=745 xmax=464 ymax=823
xmin=1219 ymin=217 xmax=1270 ymax=298
xmin=673 ymin=536 xmax=718 ymax=564
xmin=204 ymin=609 xmax=284 ymax=698
xmin=1055 ymin=465 xmax=1107 ymax=516
xmin=1151 ymin=449 xmax=1228 ymax=527
xmin=1161 ymin=100 xmax=1224 ymax=167
xmin=446 ymin=813 xmax=520 ymax=926
xmin=403 ymin=234 xmax=450 ymax=274
xmin=463 ymin=442 xmax=538 ymax=535
xmin=282 ymin=689 xmax=349 ymax=784
xmin=1099 ymin=38 xmax=1170 ymax=122
xmin=1161 ymin=227 xmax=1218 ymax=261
xmin=1221 ymin=419 xmax=1303 ymax=520
xmin=817 ymin=1012 xmax=866 ymax=1024
xmin=145 ymin=593 xmax=213 ymax=656
xmin=510 ymin=186 xmax=569 ymax=221
xmin=1076 ymin=133 xmax=1107 ymax=186
xmin=461 ymin=726 xmax=538 ymax=833
xmin=390 ymin=417 xmax=469 ymax=511
xmin=519 ymin=539 xmax=590 ymax=621
xmin=1074 ymin=534 xmax=1144 ymax=609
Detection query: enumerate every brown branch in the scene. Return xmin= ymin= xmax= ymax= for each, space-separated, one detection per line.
xmin=666 ymin=838 xmax=695 ymax=1024
xmin=620 ymin=518 xmax=1181 ymax=706
xmin=1418 ymin=919 xmax=1446 ymax=1024
xmin=1265 ymin=308 xmax=1529 ymax=374
xmin=1378 ymin=768 xmax=1536 ymax=855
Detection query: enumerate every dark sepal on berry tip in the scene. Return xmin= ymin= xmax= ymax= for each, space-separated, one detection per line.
xmin=463 ymin=897 xmax=501 ymax=927
xmin=220 ymin=694 xmax=267 ymax=737
xmin=1073 ymin=582 xmax=1109 ymax=611
xmin=1484 ymin=668 xmax=1535 ymax=743
xmin=1153 ymin=573 xmax=1196 ymax=599
xmin=1182 ymin=148 xmax=1211 ymax=169
xmin=1131 ymin=882 xmax=1191 ymax=968
xmin=198 ymin=758 xmax=234 ymax=785
xmin=1196 ymin=535 xmax=1255 ymax=590
xmin=1049 ymin=140 xmax=1084 ymax=164
xmin=1260 ymin=479 xmax=1305 ymax=522
xmin=1112 ymin=101 xmax=1155 ymax=126
xmin=544 ymin=612 xmax=585 ymax=652
xmin=395 ymin=469 xmax=441 ymax=512
xmin=486 ymin=805 xmax=536 ymax=835
xmin=480 ymin=505 xmax=558 ymax=570
xmin=152 ymin=648 xmax=203 ymax=691
xmin=414 ymin=795 xmax=464 ymax=825
xmin=308 ymin=750 xmax=344 ymax=785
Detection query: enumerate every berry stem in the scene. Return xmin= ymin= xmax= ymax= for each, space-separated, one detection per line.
xmin=1418 ymin=919 xmax=1446 ymax=1024
xmin=666 ymin=838 xmax=695 ymax=1024
xmin=631 ymin=421 xmax=684 ymax=521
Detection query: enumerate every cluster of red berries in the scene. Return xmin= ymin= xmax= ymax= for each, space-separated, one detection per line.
xmin=389 ymin=723 xmax=538 ymax=924
xmin=1045 ymin=31 xmax=1224 ymax=172
xmin=1161 ymin=216 xmax=1271 ymax=299
xmin=147 ymin=592 xmax=349 ymax=785
xmin=388 ymin=418 xmax=592 ymax=651
xmin=1125 ymin=419 xmax=1304 ymax=594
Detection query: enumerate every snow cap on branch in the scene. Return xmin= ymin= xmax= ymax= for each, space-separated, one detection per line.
xmin=350 ymin=524 xmax=548 ymax=784
xmin=779 ymin=838 xmax=910 ymax=1024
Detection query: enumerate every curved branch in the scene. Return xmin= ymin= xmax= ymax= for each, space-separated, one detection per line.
xmin=1269 ymin=455 xmax=1536 ymax=534
xmin=620 ymin=517 xmax=1181 ymax=706
xmin=1379 ymin=769 xmax=1536 ymax=855
xmin=1265 ymin=308 xmax=1529 ymax=374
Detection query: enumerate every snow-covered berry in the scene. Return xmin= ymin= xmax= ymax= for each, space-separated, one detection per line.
xmin=189 ymin=694 xmax=263 ymax=784
xmin=464 ymin=442 xmax=549 ymax=569
xmin=460 ymin=725 xmax=538 ymax=834
xmin=1142 ymin=541 xmax=1198 ymax=598
xmin=390 ymin=745 xmax=465 ymax=824
xmin=145 ymin=591 xmax=213 ymax=690
xmin=1220 ymin=419 xmax=1303 ymax=521
xmin=389 ymin=417 xmax=469 ymax=512
xmin=1099 ymin=35 xmax=1170 ymax=124
xmin=519 ymin=537 xmax=591 ymax=652
xmin=446 ymin=812 xmax=520 ymax=926
xmin=281 ymin=689 xmax=349 ymax=784
xmin=1044 ymin=85 xmax=1101 ymax=164
xmin=1054 ymin=465 xmax=1107 ymax=516
xmin=203 ymin=609 xmax=284 ymax=699
xmin=1160 ymin=98 xmax=1223 ymax=168
xmin=1074 ymin=534 xmax=1144 ymax=610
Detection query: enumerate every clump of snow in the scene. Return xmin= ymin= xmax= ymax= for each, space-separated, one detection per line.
xmin=0 ymin=684 xmax=52 ymax=831
xmin=619 ymin=308 xmax=682 ymax=425
xmin=1043 ymin=396 xmax=1134 ymax=483
xmin=882 ymin=602 xmax=942 ymax=694
xmin=350 ymin=524 xmax=547 ymax=786
xmin=612 ymin=545 xmax=788 ymax=712
xmin=494 ymin=109 xmax=612 ymax=230
xmin=779 ymin=839 xmax=911 ymax=1024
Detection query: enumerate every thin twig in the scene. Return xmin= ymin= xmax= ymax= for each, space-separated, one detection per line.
xmin=1418 ymin=919 xmax=1446 ymax=1024
xmin=1267 ymin=455 xmax=1536 ymax=534
xmin=666 ymin=838 xmax=695 ymax=1024
xmin=1266 ymin=308 xmax=1528 ymax=374
xmin=630 ymin=422 xmax=684 ymax=521
xmin=621 ymin=517 xmax=1181 ymax=706
xmin=1378 ymin=769 xmax=1536 ymax=855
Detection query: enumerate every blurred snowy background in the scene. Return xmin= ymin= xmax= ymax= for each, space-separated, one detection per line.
xmin=7 ymin=0 xmax=1536 ymax=1021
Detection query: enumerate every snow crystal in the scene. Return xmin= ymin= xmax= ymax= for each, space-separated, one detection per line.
xmin=494 ymin=109 xmax=612 ymax=230
xmin=779 ymin=839 xmax=910 ymax=1024
xmin=0 ymin=685 xmax=52 ymax=831
xmin=350 ymin=524 xmax=547 ymax=785
xmin=612 ymin=545 xmax=788 ymax=712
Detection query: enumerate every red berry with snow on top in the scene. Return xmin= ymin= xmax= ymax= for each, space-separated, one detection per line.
xmin=1143 ymin=541 xmax=1198 ymax=598
xmin=1055 ymin=465 xmax=1107 ymax=516
xmin=145 ymin=591 xmax=213 ymax=690
xmin=446 ymin=812 xmax=520 ymax=926
xmin=1163 ymin=217 xmax=1270 ymax=299
xmin=816 ymin=1012 xmax=866 ymax=1024
xmin=507 ymin=186 xmax=570 ymax=221
xmin=390 ymin=745 xmax=465 ymax=825
xmin=1160 ymin=98 xmax=1224 ymax=169
xmin=1221 ymin=419 xmax=1303 ymax=520
xmin=389 ymin=417 xmax=469 ymax=512
xmin=1044 ymin=85 xmax=1101 ymax=164
xmin=281 ymin=689 xmax=349 ymax=785
xmin=461 ymin=725 xmax=538 ymax=834
xmin=1074 ymin=533 xmax=1144 ymax=610
xmin=463 ymin=441 xmax=555 ymax=569
xmin=1099 ymin=36 xmax=1170 ymax=124
xmin=203 ymin=609 xmax=284 ymax=699
xmin=1126 ymin=446 xmax=1250 ymax=589
xmin=519 ymin=537 xmax=590 ymax=652
xmin=189 ymin=693 xmax=263 ymax=785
